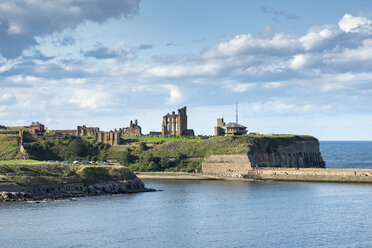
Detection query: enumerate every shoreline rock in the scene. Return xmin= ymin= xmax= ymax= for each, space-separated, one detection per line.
xmin=0 ymin=178 xmax=155 ymax=202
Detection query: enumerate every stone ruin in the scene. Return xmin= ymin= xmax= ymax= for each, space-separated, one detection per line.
xmin=120 ymin=120 xmax=142 ymax=137
xmin=77 ymin=120 xmax=143 ymax=146
xmin=161 ymin=106 xmax=194 ymax=136
xmin=77 ymin=125 xmax=100 ymax=136
xmin=95 ymin=129 xmax=121 ymax=146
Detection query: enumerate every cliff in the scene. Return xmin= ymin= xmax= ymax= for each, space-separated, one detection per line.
xmin=249 ymin=136 xmax=325 ymax=168
xmin=202 ymin=135 xmax=325 ymax=175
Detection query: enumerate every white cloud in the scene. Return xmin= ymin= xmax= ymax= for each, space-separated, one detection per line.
xmin=225 ymin=83 xmax=257 ymax=93
xmin=299 ymin=26 xmax=339 ymax=50
xmin=204 ymin=33 xmax=300 ymax=58
xmin=290 ymin=54 xmax=317 ymax=70
xmin=323 ymin=39 xmax=372 ymax=64
xmin=163 ymin=85 xmax=182 ymax=104
xmin=263 ymin=82 xmax=285 ymax=89
xmin=68 ymin=89 xmax=109 ymax=109
xmin=338 ymin=14 xmax=372 ymax=33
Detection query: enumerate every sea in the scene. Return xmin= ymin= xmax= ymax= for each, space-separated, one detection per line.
xmin=0 ymin=141 xmax=371 ymax=248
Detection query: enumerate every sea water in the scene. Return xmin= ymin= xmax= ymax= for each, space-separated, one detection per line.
xmin=0 ymin=141 xmax=371 ymax=248
xmin=320 ymin=141 xmax=372 ymax=169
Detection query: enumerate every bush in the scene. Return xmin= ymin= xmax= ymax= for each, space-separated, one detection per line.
xmin=138 ymin=142 xmax=148 ymax=151
xmin=119 ymin=149 xmax=136 ymax=166
xmin=67 ymin=139 xmax=89 ymax=157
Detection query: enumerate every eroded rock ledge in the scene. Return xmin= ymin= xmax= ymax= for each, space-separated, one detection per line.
xmin=0 ymin=179 xmax=155 ymax=202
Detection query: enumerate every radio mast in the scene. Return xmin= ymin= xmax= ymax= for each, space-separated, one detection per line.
xmin=236 ymin=102 xmax=238 ymax=124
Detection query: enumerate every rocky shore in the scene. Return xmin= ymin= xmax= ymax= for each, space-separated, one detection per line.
xmin=0 ymin=178 xmax=155 ymax=202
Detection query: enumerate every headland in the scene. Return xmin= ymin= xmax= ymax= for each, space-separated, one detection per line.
xmin=1 ymin=105 xmax=371 ymax=201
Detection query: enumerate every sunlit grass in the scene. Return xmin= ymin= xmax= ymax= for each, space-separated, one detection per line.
xmin=121 ymin=135 xmax=201 ymax=143
xmin=0 ymin=159 xmax=45 ymax=165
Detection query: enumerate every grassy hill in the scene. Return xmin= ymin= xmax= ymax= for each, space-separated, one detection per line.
xmin=0 ymin=132 xmax=315 ymax=174
xmin=0 ymin=132 xmax=23 ymax=159
xmin=0 ymin=162 xmax=136 ymax=186
xmin=108 ymin=135 xmax=314 ymax=173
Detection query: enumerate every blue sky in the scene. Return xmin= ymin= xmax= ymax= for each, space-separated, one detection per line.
xmin=1 ymin=0 xmax=372 ymax=140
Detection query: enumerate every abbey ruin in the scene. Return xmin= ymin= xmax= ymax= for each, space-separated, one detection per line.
xmin=161 ymin=106 xmax=194 ymax=136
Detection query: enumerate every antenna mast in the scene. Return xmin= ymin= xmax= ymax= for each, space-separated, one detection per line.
xmin=236 ymin=101 xmax=238 ymax=124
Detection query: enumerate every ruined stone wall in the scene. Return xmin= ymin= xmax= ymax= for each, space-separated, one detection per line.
xmin=95 ymin=130 xmax=121 ymax=146
xmin=121 ymin=120 xmax=142 ymax=137
xmin=77 ymin=125 xmax=100 ymax=136
xmin=162 ymin=106 xmax=194 ymax=136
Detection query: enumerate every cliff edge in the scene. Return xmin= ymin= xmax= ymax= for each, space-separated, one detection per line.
xmin=202 ymin=135 xmax=325 ymax=175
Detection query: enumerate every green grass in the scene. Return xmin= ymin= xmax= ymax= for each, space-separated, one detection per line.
xmin=0 ymin=133 xmax=22 ymax=159
xmin=0 ymin=159 xmax=44 ymax=165
xmin=122 ymin=135 xmax=201 ymax=143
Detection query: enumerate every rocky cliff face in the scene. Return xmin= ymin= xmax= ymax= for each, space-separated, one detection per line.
xmin=249 ymin=137 xmax=325 ymax=168
xmin=202 ymin=136 xmax=325 ymax=175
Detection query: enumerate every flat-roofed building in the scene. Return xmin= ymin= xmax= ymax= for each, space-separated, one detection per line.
xmin=214 ymin=118 xmax=247 ymax=136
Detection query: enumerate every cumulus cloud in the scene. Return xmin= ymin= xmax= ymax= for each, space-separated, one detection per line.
xmin=299 ymin=26 xmax=340 ymax=51
xmin=338 ymin=14 xmax=372 ymax=33
xmin=0 ymin=0 xmax=140 ymax=58
xmin=204 ymin=33 xmax=300 ymax=58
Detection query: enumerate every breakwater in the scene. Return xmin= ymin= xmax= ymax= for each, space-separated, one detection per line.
xmin=0 ymin=178 xmax=153 ymax=202
xmin=210 ymin=167 xmax=372 ymax=183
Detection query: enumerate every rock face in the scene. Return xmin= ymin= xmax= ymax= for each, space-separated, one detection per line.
xmin=0 ymin=178 xmax=152 ymax=202
xmin=202 ymin=136 xmax=325 ymax=175
xmin=250 ymin=138 xmax=325 ymax=168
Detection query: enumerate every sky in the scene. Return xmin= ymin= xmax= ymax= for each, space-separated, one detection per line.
xmin=1 ymin=0 xmax=372 ymax=140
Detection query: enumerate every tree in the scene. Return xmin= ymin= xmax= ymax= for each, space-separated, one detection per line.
xmin=67 ymin=139 xmax=89 ymax=158
xmin=120 ymin=149 xmax=135 ymax=166
xmin=139 ymin=142 xmax=148 ymax=151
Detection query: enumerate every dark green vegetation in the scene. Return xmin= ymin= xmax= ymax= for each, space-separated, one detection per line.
xmin=0 ymin=163 xmax=136 ymax=186
xmin=23 ymin=136 xmax=111 ymax=161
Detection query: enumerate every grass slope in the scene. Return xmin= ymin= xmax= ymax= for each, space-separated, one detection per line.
xmin=0 ymin=163 xmax=136 ymax=186
xmin=0 ymin=133 xmax=22 ymax=159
